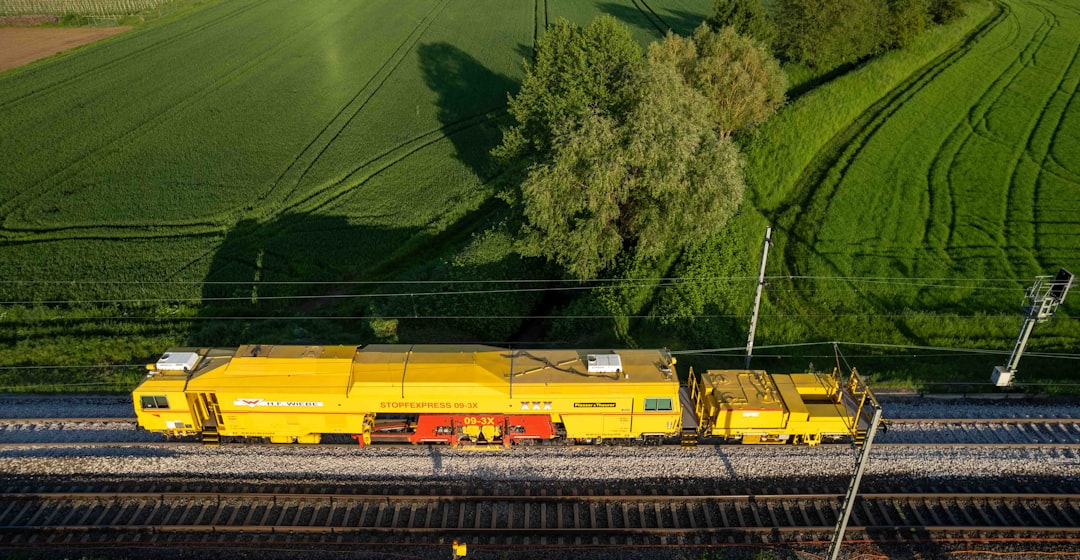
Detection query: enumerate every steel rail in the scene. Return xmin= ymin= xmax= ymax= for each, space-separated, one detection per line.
xmin=2 ymin=440 xmax=1080 ymax=450
xmin=2 ymin=417 xmax=1078 ymax=449
xmin=888 ymin=418 xmax=1079 ymax=424
xmin=1 ymin=417 xmax=1076 ymax=424
xmin=2 ymin=525 xmax=1076 ymax=534
xmin=0 ymin=491 xmax=1076 ymax=501
xmin=0 ymin=418 xmax=135 ymax=424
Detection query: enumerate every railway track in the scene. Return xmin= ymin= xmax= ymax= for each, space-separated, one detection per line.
xmin=0 ymin=418 xmax=136 ymax=424
xmin=0 ymin=489 xmax=1076 ymax=548
xmin=1 ymin=415 xmax=1077 ymax=555
xmin=2 ymin=417 xmax=1079 ymax=448
xmin=883 ymin=417 xmax=1080 ymax=446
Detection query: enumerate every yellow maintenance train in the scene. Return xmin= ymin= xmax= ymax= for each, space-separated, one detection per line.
xmin=132 ymin=344 xmax=877 ymax=447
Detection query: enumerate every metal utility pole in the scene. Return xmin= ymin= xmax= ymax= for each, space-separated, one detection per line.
xmin=992 ymin=268 xmax=1073 ymax=387
xmin=745 ymin=226 xmax=772 ymax=369
xmin=827 ymin=403 xmax=883 ymax=560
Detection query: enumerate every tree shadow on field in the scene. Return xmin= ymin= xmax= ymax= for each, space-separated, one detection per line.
xmin=417 ymin=42 xmax=519 ymax=182
xmin=597 ymin=2 xmax=707 ymax=38
xmin=190 ymin=206 xmax=542 ymax=347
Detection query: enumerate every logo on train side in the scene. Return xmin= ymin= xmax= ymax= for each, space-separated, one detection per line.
xmin=233 ymin=398 xmax=324 ymax=408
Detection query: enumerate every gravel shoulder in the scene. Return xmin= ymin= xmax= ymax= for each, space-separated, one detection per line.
xmin=1 ymin=444 xmax=1076 ymax=486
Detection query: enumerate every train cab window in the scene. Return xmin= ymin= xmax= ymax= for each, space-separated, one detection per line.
xmin=644 ymin=397 xmax=672 ymax=411
xmin=140 ymin=395 xmax=170 ymax=409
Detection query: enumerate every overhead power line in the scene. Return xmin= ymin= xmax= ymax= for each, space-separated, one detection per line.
xmin=0 ymin=275 xmax=1033 ymax=306
xmin=3 ymin=341 xmax=1078 ymax=373
xmin=0 ymin=276 xmax=758 ymax=285
xmin=0 ymin=275 xmax=1032 ymax=285
xmin=4 ymin=311 xmax=1054 ymax=323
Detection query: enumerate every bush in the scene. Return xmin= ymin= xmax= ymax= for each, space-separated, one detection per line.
xmin=707 ymin=0 xmax=776 ymax=47
xmin=774 ymin=0 xmax=890 ymax=70
xmin=930 ymin=0 xmax=966 ymax=24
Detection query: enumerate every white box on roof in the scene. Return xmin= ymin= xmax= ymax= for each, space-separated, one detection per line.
xmin=587 ymin=353 xmax=622 ymax=373
xmin=156 ymin=352 xmax=200 ymax=372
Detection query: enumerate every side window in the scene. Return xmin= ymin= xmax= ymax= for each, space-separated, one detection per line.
xmin=644 ymin=398 xmax=673 ymax=411
xmin=140 ymin=395 xmax=170 ymax=409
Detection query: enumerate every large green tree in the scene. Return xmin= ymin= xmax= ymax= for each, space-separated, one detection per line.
xmin=497 ymin=17 xmax=746 ymax=279
xmin=493 ymin=16 xmax=642 ymax=172
xmin=650 ymin=25 xmax=786 ymax=137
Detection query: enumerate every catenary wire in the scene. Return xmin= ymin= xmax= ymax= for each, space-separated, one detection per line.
xmin=3 ymin=343 xmax=1078 ymax=373
xmin=0 ymin=275 xmax=1041 ymax=306
xmin=6 ymin=312 xmax=1059 ymax=322
xmin=0 ymin=275 xmax=1032 ymax=285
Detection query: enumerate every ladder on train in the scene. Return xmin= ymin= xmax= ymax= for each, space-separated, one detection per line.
xmin=200 ymin=393 xmax=223 ymax=446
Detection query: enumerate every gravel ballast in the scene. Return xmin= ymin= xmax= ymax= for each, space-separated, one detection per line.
xmin=0 ymin=395 xmax=132 ymax=418
xmin=0 ymin=394 xmax=1077 ymax=487
xmin=1 ymin=444 xmax=1076 ymax=484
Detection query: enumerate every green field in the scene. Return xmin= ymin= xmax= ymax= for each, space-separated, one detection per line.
xmin=0 ymin=0 xmax=1077 ymax=391
xmin=0 ymin=0 xmax=713 ymax=389
xmin=775 ymin=0 xmax=1079 ymax=339
xmin=683 ymin=0 xmax=1080 ymax=384
xmin=0 ymin=0 xmax=710 ymax=304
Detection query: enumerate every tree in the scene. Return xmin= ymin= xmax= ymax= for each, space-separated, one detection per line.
xmin=492 ymin=16 xmax=643 ymax=171
xmin=650 ymin=25 xmax=786 ymax=137
xmin=707 ymin=0 xmax=776 ymax=47
xmin=774 ymin=0 xmax=890 ymax=70
xmin=495 ymin=17 xmax=747 ymax=279
xmin=513 ymin=52 xmax=745 ymax=278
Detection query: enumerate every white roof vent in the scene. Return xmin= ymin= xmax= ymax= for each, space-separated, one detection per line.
xmin=156 ymin=352 xmax=200 ymax=372
xmin=587 ymin=353 xmax=622 ymax=373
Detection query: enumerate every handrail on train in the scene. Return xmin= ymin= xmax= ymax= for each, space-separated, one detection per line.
xmin=842 ymin=367 xmax=882 ymax=435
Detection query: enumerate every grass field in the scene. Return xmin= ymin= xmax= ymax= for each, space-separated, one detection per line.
xmin=0 ymin=0 xmax=1077 ymax=391
xmin=0 ymin=0 xmax=530 ymax=297
xmin=0 ymin=0 xmax=713 ymax=390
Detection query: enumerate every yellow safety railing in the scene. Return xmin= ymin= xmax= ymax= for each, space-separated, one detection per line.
xmin=688 ymin=368 xmax=716 ymax=435
xmin=844 ymin=367 xmax=881 ymax=438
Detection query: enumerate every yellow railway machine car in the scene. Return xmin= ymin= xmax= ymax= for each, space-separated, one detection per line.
xmin=134 ymin=344 xmax=684 ymax=446
xmin=686 ymin=367 xmax=876 ymax=446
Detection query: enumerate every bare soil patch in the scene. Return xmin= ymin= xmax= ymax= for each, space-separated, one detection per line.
xmin=0 ymin=27 xmax=129 ymax=72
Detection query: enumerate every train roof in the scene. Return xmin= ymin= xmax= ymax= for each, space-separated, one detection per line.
xmin=352 ymin=345 xmax=676 ymax=387
xmin=157 ymin=345 xmax=678 ymax=395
